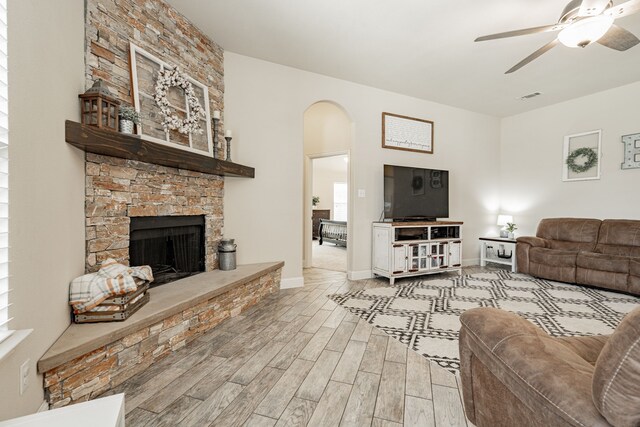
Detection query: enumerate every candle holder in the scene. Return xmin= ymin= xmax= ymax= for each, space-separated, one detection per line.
xmin=212 ymin=117 xmax=220 ymax=159
xmin=225 ymin=136 xmax=232 ymax=161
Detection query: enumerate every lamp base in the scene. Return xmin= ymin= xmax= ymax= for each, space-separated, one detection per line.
xmin=499 ymin=230 xmax=509 ymax=238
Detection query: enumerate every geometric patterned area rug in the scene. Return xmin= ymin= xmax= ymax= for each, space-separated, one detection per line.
xmin=328 ymin=271 xmax=640 ymax=372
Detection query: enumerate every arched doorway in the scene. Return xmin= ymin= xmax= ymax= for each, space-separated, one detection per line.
xmin=303 ymin=101 xmax=353 ymax=272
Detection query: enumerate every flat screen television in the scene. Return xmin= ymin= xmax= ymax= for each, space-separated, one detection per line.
xmin=383 ymin=164 xmax=449 ymax=221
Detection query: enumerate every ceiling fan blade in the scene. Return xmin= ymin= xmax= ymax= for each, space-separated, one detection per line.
xmin=505 ymin=38 xmax=560 ymax=74
xmin=606 ymin=0 xmax=640 ymax=19
xmin=597 ymin=24 xmax=640 ymax=50
xmin=578 ymin=0 xmax=611 ymax=16
xmin=475 ymin=24 xmax=565 ymax=42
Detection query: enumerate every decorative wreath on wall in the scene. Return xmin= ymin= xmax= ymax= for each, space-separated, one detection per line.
xmin=154 ymin=67 xmax=205 ymax=135
xmin=566 ymin=147 xmax=598 ymax=173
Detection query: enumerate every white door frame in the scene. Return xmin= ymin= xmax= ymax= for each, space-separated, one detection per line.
xmin=303 ymin=150 xmax=351 ymax=270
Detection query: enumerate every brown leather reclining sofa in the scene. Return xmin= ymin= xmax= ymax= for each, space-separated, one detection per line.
xmin=516 ymin=218 xmax=640 ymax=296
xmin=459 ymin=306 xmax=640 ymax=426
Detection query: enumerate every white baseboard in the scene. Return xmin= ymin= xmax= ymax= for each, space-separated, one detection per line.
xmin=280 ymin=276 xmax=304 ymax=289
xmin=462 ymin=258 xmax=479 ymax=267
xmin=37 ymin=400 xmax=49 ymax=412
xmin=348 ymin=270 xmax=372 ymax=281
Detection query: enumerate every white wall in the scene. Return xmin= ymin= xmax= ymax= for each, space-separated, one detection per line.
xmin=0 ymin=0 xmax=85 ymax=420
xmin=224 ymin=53 xmax=502 ymax=281
xmin=304 ymin=101 xmax=351 ymax=155
xmin=313 ymin=156 xmax=348 ymax=214
xmin=501 ymin=81 xmax=640 ymax=237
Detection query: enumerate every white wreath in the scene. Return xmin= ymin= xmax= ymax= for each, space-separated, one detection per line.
xmin=154 ymin=67 xmax=205 ymax=134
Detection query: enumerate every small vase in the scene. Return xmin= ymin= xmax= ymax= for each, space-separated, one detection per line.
xmin=508 ymin=232 xmax=515 ymax=239
xmin=120 ymin=119 xmax=134 ymax=134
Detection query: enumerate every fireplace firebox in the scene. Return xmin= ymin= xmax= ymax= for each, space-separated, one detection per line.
xmin=129 ymin=215 xmax=205 ymax=286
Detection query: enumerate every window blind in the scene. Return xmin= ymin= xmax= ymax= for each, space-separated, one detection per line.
xmin=0 ymin=0 xmax=10 ymax=345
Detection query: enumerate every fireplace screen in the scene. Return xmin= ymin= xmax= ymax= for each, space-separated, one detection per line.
xmin=129 ymin=215 xmax=205 ymax=286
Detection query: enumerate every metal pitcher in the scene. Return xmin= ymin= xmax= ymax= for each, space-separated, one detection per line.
xmin=218 ymin=238 xmax=237 ymax=270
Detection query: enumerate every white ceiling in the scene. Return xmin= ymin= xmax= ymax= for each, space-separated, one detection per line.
xmin=166 ymin=0 xmax=640 ymax=117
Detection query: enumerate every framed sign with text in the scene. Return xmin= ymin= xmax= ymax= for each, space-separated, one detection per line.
xmin=382 ymin=112 xmax=434 ymax=154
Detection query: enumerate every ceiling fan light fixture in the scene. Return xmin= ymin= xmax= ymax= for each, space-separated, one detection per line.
xmin=558 ymin=15 xmax=614 ymax=48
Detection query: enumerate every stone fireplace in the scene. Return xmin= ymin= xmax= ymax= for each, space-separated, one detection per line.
xmin=85 ymin=153 xmax=223 ymax=273
xmin=37 ymin=0 xmax=286 ymax=410
xmin=129 ymin=215 xmax=205 ymax=286
xmin=84 ymin=0 xmax=226 ymax=274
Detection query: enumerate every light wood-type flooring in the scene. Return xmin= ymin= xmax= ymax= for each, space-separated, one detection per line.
xmin=108 ymin=266 xmax=496 ymax=426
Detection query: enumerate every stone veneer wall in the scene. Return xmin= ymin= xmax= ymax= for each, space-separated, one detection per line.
xmin=84 ymin=0 xmax=227 ymax=271
xmin=85 ymin=153 xmax=223 ymax=271
xmin=85 ymin=0 xmax=224 ymax=114
xmin=43 ymin=268 xmax=281 ymax=408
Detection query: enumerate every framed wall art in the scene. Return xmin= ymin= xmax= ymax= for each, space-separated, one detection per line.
xmin=562 ymin=129 xmax=601 ymax=182
xmin=129 ymin=42 xmax=213 ymax=156
xmin=382 ymin=112 xmax=434 ymax=154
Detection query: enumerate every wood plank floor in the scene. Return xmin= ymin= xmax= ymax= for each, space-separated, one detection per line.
xmin=105 ymin=267 xmax=496 ymax=426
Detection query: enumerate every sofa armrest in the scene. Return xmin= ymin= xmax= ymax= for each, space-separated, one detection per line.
xmin=459 ymin=307 xmax=542 ymax=424
xmin=460 ymin=307 xmax=542 ymax=352
xmin=516 ymin=236 xmax=548 ymax=248
xmin=459 ymin=308 xmax=610 ymax=427
xmin=515 ymin=236 xmax=548 ymax=274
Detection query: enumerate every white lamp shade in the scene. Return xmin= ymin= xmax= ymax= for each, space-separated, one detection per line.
xmin=558 ymin=15 xmax=614 ymax=48
xmin=497 ymin=214 xmax=513 ymax=226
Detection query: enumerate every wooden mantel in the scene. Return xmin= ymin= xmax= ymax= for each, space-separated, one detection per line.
xmin=65 ymin=120 xmax=255 ymax=178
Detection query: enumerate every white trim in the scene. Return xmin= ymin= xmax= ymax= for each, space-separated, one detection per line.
xmin=304 ymin=150 xmax=352 ymax=270
xmin=280 ymin=276 xmax=304 ymax=289
xmin=37 ymin=400 xmax=49 ymax=412
xmin=0 ymin=0 xmax=8 ymax=337
xmin=306 ymin=150 xmax=349 ymax=159
xmin=348 ymin=270 xmax=372 ymax=280
xmin=0 ymin=329 xmax=32 ymax=363
xmin=462 ymin=257 xmax=480 ymax=267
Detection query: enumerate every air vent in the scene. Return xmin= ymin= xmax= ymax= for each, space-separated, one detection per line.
xmin=519 ymin=92 xmax=542 ymax=100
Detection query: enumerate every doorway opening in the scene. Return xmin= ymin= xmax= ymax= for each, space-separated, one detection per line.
xmin=311 ymin=155 xmax=348 ymax=271
xmin=303 ymin=101 xmax=353 ymax=273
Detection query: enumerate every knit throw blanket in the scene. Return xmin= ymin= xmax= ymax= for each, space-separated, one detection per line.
xmin=69 ymin=259 xmax=153 ymax=314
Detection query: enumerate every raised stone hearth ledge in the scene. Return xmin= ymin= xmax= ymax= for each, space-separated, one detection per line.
xmin=38 ymin=262 xmax=283 ymax=408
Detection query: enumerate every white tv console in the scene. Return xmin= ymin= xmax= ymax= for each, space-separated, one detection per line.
xmin=372 ymin=221 xmax=463 ymax=284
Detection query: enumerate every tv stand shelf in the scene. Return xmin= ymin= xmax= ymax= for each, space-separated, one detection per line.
xmin=372 ymin=221 xmax=463 ymax=284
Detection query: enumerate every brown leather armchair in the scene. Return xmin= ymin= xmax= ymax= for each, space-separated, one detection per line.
xmin=459 ymin=307 xmax=640 ymax=427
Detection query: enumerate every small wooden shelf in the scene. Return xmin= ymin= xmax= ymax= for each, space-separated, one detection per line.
xmin=65 ymin=120 xmax=255 ymax=178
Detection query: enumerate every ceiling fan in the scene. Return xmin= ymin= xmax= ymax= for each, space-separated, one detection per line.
xmin=475 ymin=0 xmax=640 ymax=73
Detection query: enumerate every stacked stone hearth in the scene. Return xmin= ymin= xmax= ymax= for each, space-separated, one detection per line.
xmin=41 ymin=266 xmax=282 ymax=408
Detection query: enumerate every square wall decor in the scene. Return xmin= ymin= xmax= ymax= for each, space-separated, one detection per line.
xmin=129 ymin=43 xmax=213 ymax=157
xmin=563 ymin=130 xmax=601 ymax=182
